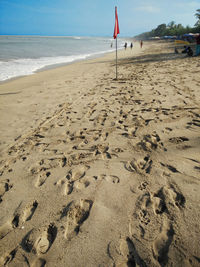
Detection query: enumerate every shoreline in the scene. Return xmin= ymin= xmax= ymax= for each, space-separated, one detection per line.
xmin=0 ymin=40 xmax=199 ymax=266
xmin=0 ymin=50 xmax=114 ymax=85
xmin=0 ymin=49 xmax=116 ymax=84
xmin=0 ymin=43 xmax=143 ymax=153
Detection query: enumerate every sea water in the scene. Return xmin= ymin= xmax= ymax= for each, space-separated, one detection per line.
xmin=0 ymin=35 xmax=125 ymax=81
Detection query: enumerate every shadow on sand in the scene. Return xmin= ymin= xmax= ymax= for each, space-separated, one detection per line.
xmin=0 ymin=91 xmax=21 ymax=96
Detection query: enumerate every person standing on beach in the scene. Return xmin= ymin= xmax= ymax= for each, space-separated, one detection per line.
xmin=124 ymin=42 xmax=127 ymax=49
xmin=130 ymin=42 xmax=133 ymax=49
xmin=140 ymin=40 xmax=143 ymax=48
xmin=195 ymin=34 xmax=200 ymax=56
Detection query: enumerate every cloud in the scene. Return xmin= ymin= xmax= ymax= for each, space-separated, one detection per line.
xmin=136 ymin=5 xmax=160 ymax=13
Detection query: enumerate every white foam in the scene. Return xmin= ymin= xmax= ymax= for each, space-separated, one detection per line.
xmin=0 ymin=54 xmax=89 ymax=81
xmin=0 ymin=47 xmax=120 ymax=82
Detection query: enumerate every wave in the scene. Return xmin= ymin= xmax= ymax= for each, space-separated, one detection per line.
xmin=0 ymin=49 xmax=116 ymax=81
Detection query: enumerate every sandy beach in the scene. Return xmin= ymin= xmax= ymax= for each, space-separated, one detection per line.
xmin=0 ymin=41 xmax=200 ymax=267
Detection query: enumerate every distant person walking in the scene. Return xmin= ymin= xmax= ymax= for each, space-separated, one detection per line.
xmin=140 ymin=40 xmax=143 ymax=48
xmin=124 ymin=42 xmax=127 ymax=49
xmin=195 ymin=34 xmax=200 ymax=56
xmin=130 ymin=42 xmax=133 ymax=49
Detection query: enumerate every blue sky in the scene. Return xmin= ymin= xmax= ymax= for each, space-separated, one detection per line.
xmin=0 ymin=0 xmax=199 ymax=36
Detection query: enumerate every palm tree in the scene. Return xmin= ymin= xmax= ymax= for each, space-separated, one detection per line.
xmin=167 ymin=21 xmax=175 ymax=29
xmin=195 ymin=9 xmax=200 ymax=26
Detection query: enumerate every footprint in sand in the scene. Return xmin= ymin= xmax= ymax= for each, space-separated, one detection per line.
xmin=55 ymin=165 xmax=90 ymax=195
xmin=55 ymin=178 xmax=74 ymax=195
xmin=40 ymin=156 xmax=67 ymax=169
xmin=35 ymin=171 xmax=51 ymax=187
xmin=153 ymin=221 xmax=174 ymax=265
xmin=0 ymin=221 xmax=13 ymax=240
xmin=67 ymin=152 xmax=93 ymax=166
xmin=136 ymin=192 xmax=152 ymax=226
xmin=169 ymin=136 xmax=189 ymax=144
xmin=101 ymin=174 xmax=120 ymax=184
xmin=90 ymin=144 xmax=113 ymax=159
xmin=1 ymin=248 xmax=34 ymax=267
xmin=108 ymin=238 xmax=134 ymax=266
xmin=66 ymin=165 xmax=90 ymax=181
xmin=137 ymin=132 xmax=166 ymax=152
xmin=99 ymin=131 xmax=109 ymax=141
xmin=22 ymin=224 xmax=57 ymax=255
xmin=34 ymin=224 xmax=57 ymax=254
xmin=144 ymin=183 xmax=185 ymax=217
xmin=0 ymin=201 xmax=38 ymax=239
xmin=108 ymin=237 xmax=147 ymax=267
xmin=158 ymin=184 xmax=186 ymax=209
xmin=129 ymin=190 xmax=166 ymax=241
xmin=125 ymin=155 xmax=153 ymax=174
xmin=163 ymin=127 xmax=173 ymax=134
xmin=138 ymin=181 xmax=148 ymax=191
xmin=0 ymin=212 xmax=20 ymax=239
xmin=187 ymin=119 xmax=200 ymax=128
xmin=152 ymin=194 xmax=167 ymax=215
xmin=0 ymin=179 xmax=13 ymax=202
xmin=0 ymin=248 xmax=17 ymax=266
xmin=122 ymin=126 xmax=137 ymax=138
xmin=61 ymin=199 xmax=93 ymax=241
xmin=22 ymin=201 xmax=38 ymax=222
xmin=91 ymin=174 xmax=120 ymax=184
xmin=74 ymin=178 xmax=90 ymax=190
xmin=160 ymin=162 xmax=179 ymax=173
xmin=187 ymin=158 xmax=200 ymax=173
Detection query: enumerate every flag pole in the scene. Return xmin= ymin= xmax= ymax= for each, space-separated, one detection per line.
xmin=116 ymin=35 xmax=118 ymax=80
xmin=113 ymin=6 xmax=119 ymax=80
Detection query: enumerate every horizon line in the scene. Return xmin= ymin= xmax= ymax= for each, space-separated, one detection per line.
xmin=0 ymin=33 xmax=134 ymax=38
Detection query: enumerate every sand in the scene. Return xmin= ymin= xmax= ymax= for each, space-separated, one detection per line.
xmin=0 ymin=41 xmax=200 ymax=267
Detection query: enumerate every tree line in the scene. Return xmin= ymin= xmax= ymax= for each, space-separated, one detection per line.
xmin=135 ymin=9 xmax=200 ymax=40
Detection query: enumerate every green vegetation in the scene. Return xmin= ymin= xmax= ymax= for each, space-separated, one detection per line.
xmin=135 ymin=9 xmax=200 ymax=40
xmin=195 ymin=9 xmax=200 ymax=26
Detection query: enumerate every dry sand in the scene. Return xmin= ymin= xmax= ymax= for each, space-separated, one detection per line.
xmin=0 ymin=41 xmax=200 ymax=267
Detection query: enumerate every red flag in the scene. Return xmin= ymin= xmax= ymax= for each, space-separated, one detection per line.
xmin=113 ymin=6 xmax=119 ymax=39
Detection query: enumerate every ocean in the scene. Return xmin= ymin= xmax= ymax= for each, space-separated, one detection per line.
xmin=0 ymin=35 xmax=125 ymax=82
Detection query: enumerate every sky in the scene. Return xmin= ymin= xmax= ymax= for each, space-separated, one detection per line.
xmin=0 ymin=0 xmax=199 ymax=37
